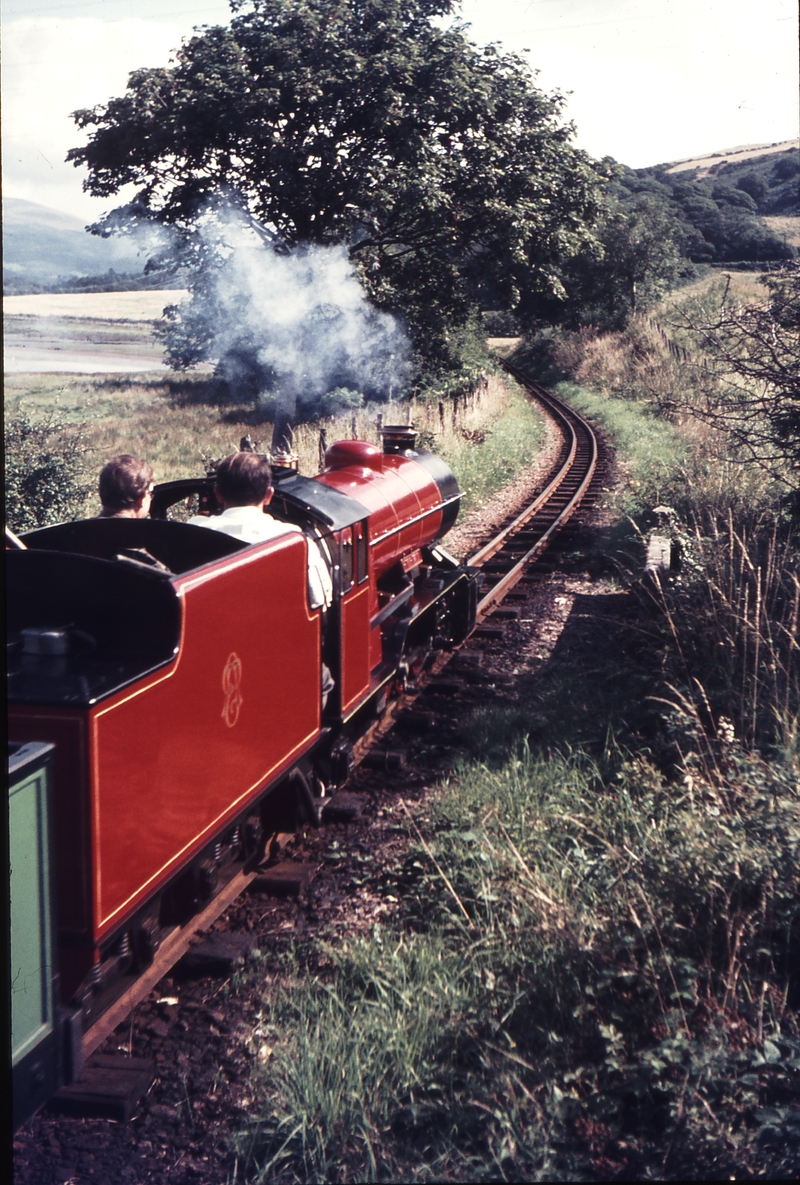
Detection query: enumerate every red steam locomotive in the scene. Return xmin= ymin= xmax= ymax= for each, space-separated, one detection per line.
xmin=7 ymin=427 xmax=478 ymax=1020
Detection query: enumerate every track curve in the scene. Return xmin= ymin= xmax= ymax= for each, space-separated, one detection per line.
xmin=470 ymin=361 xmax=600 ymax=617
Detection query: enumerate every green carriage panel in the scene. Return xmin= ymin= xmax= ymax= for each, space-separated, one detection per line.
xmin=9 ymin=740 xmax=60 ymax=1129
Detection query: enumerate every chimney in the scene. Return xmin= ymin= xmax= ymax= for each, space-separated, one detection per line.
xmin=379 ymin=424 xmax=417 ymax=454
xmin=270 ymin=411 xmax=299 ymax=476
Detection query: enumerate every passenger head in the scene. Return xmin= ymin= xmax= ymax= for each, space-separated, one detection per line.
xmin=214 ymin=452 xmax=273 ymax=509
xmin=98 ymin=454 xmax=154 ymax=518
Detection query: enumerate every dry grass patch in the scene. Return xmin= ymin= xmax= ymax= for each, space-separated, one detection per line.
xmin=764 ymin=215 xmax=800 ymax=248
xmin=3 ymin=290 xmax=188 ymax=320
xmin=658 ymin=270 xmax=768 ymax=309
xmin=5 ymin=370 xmax=544 ymax=519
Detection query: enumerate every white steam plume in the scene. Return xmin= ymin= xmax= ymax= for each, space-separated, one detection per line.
xmin=190 ymin=207 xmax=410 ymax=413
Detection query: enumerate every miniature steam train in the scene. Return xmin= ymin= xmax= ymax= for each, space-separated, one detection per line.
xmin=8 ymin=427 xmax=479 ymax=1123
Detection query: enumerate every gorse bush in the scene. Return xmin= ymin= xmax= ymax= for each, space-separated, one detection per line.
xmin=4 ymin=412 xmax=94 ymax=531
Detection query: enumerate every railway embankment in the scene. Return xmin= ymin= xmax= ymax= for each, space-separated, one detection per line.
xmin=223 ymin=366 xmax=798 ymax=1182
xmin=12 ymin=336 xmax=800 ymax=1182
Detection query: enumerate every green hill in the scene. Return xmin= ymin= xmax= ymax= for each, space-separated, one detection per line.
xmin=2 ymin=198 xmax=155 ymax=293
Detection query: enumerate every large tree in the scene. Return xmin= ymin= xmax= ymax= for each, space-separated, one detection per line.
xmin=69 ymin=0 xmax=605 ymax=381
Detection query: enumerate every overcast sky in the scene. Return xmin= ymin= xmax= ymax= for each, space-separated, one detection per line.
xmin=3 ymin=0 xmax=798 ymax=221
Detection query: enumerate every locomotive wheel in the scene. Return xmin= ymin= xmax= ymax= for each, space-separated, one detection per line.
xmin=242 ymin=813 xmax=264 ymax=860
xmin=290 ymin=768 xmax=320 ymax=828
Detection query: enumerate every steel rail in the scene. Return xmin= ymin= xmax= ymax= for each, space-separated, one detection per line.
xmin=472 ymin=362 xmax=599 ymax=619
xmin=468 ymin=386 xmax=577 ymax=568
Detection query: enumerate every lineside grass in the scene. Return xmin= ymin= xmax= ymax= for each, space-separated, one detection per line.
xmin=520 ymin=312 xmax=799 ymax=757
xmin=233 ymin=744 xmax=800 ymax=1182
xmin=553 ymin=380 xmax=686 ymax=518
xmin=227 ymin=315 xmax=800 ymax=1181
xmin=4 ymin=370 xmax=542 ymax=527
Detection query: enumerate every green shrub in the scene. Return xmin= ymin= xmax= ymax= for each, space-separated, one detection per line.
xmin=4 ymin=412 xmax=94 ymax=532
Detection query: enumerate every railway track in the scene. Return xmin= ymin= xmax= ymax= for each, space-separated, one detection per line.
xmin=471 ymin=362 xmax=599 ymax=616
xmin=77 ymin=367 xmax=604 ymax=1074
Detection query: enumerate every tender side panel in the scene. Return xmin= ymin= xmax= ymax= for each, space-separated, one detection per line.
xmin=91 ymin=535 xmax=321 ymax=937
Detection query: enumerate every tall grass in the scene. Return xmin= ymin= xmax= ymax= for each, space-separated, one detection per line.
xmin=554 ymin=380 xmax=686 ymax=517
xmin=4 ymin=372 xmax=543 ymax=525
xmin=525 ymin=311 xmax=799 ymax=762
xmin=649 ymin=506 xmax=800 ymax=757
xmin=234 ymin=746 xmax=800 ymax=1182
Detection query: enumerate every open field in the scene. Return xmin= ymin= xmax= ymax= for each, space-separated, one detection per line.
xmin=664 ymin=137 xmax=800 ymax=175
xmin=5 ymin=366 xmax=544 ymax=522
xmin=2 ymin=290 xmax=192 ymax=374
xmin=3 ymin=290 xmax=188 ymax=320
xmin=657 ymin=268 xmax=768 ymax=308
xmin=764 ymin=214 xmax=800 ymax=248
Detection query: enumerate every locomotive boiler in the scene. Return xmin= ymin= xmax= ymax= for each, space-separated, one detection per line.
xmin=7 ymin=428 xmax=479 ymax=1055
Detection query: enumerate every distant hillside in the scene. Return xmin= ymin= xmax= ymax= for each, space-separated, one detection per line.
xmin=659 ymin=141 xmax=800 ymax=219
xmin=664 ymin=138 xmax=800 ymax=177
xmin=2 ymin=197 xmax=149 ymax=289
xmin=615 ymin=142 xmax=799 ymax=267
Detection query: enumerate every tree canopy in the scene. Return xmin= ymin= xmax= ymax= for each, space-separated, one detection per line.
xmin=69 ymin=0 xmax=606 ymax=379
xmin=545 ymin=193 xmax=689 ymax=329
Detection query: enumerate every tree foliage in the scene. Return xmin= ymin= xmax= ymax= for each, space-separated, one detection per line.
xmin=617 ymin=156 xmax=797 ymax=265
xmin=548 ymin=193 xmax=688 ymax=328
xmin=69 ymin=0 xmax=605 ymax=377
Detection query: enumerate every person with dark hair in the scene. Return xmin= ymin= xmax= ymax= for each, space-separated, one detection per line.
xmin=98 ymin=454 xmax=155 ymax=518
xmin=188 ymin=452 xmax=332 ymax=610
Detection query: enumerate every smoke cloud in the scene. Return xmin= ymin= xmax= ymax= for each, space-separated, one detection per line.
xmin=181 ymin=207 xmax=411 ymax=415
